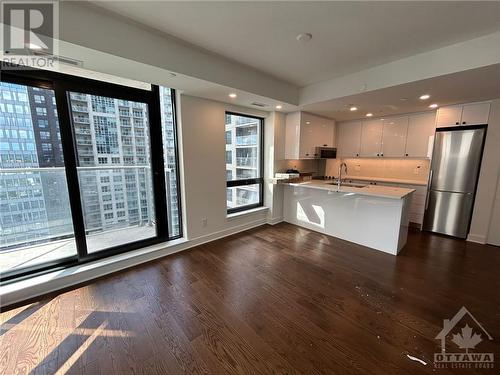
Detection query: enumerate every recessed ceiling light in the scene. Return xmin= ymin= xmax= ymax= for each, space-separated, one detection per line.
xmin=366 ymin=113 xmax=373 ymax=117
xmin=275 ymin=105 xmax=282 ymax=110
xmin=228 ymin=93 xmax=237 ymax=98
xmin=420 ymin=94 xmax=430 ymax=100
xmin=306 ymin=121 xmax=311 ymax=125
xmin=350 ymin=106 xmax=358 ymax=111
xmin=296 ymin=33 xmax=312 ymax=43
xmin=429 ymin=103 xmax=438 ymax=108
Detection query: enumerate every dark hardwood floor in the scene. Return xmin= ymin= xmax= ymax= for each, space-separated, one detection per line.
xmin=1 ymin=223 xmax=499 ymax=374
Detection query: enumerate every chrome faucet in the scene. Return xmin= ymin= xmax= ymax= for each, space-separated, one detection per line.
xmin=338 ymin=162 xmax=348 ymax=190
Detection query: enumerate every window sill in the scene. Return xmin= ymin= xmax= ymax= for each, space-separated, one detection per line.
xmin=227 ymin=206 xmax=268 ymax=220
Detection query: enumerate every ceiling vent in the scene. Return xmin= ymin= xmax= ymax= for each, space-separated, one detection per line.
xmin=251 ymin=102 xmax=268 ymax=108
xmin=32 ymin=51 xmax=83 ymax=67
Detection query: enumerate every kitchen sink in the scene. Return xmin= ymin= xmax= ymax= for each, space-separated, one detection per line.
xmin=327 ymin=182 xmax=367 ymax=188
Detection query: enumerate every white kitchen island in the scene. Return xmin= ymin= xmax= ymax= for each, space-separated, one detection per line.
xmin=283 ymin=181 xmax=415 ymax=255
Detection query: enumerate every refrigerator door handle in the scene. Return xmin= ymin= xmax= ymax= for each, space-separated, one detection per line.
xmin=425 ymin=170 xmax=433 ymax=210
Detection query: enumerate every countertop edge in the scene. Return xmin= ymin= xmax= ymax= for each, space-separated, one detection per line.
xmin=284 ymin=182 xmax=415 ymax=200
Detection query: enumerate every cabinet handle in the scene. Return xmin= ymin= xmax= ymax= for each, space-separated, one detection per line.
xmin=462 ymin=121 xmax=466 ymax=125
xmin=381 ymin=153 xmax=384 ymax=157
xmin=356 ymin=153 xmax=359 ymax=157
xmin=455 ymin=122 xmax=459 ymax=125
xmin=405 ymin=153 xmax=409 ymax=156
xmin=305 ymin=153 xmax=309 ymax=156
xmin=377 ymin=153 xmax=379 ymax=156
xmin=323 ymin=144 xmax=327 ymax=147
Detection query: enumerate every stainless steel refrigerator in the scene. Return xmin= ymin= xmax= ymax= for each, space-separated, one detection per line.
xmin=423 ymin=126 xmax=486 ymax=238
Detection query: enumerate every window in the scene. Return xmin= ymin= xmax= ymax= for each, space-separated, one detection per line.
xmin=1 ymin=67 xmax=183 ymax=281
xmin=225 ymin=112 xmax=263 ymax=213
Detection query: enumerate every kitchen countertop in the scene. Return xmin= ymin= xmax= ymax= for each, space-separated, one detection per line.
xmin=336 ymin=175 xmax=428 ymax=186
xmin=284 ymin=180 xmax=415 ymax=199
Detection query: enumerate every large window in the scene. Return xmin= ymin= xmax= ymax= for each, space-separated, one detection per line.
xmin=225 ymin=112 xmax=263 ymax=213
xmin=0 ymin=67 xmax=182 ymax=281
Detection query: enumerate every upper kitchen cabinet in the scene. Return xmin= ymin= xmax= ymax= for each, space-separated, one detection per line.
xmin=461 ymin=102 xmax=490 ymax=126
xmin=380 ymin=116 xmax=409 ymax=157
xmin=405 ymin=112 xmax=436 ymax=158
xmin=435 ymin=105 xmax=462 ymax=128
xmin=285 ymin=111 xmax=335 ymax=159
xmin=435 ymin=102 xmax=490 ymax=128
xmin=360 ymin=119 xmax=383 ymax=157
xmin=336 ymin=120 xmax=362 ymax=157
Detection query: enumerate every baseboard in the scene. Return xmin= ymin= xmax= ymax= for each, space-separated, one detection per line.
xmin=0 ymin=218 xmax=267 ymax=309
xmin=467 ymin=233 xmax=487 ymax=244
xmin=267 ymin=216 xmax=284 ymax=225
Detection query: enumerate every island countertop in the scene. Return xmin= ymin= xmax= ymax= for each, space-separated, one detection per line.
xmin=283 ymin=180 xmax=415 ymax=199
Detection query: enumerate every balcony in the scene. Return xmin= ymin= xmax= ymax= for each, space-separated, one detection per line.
xmin=71 ymin=104 xmax=88 ymax=112
xmin=74 ymin=127 xmax=91 ymax=135
xmin=0 ymin=166 xmax=155 ymax=276
xmin=70 ymin=93 xmax=87 ymax=101
xmin=236 ymin=157 xmax=257 ymax=168
xmin=73 ymin=116 xmax=90 ymax=124
xmin=235 ymin=135 xmax=258 ymax=146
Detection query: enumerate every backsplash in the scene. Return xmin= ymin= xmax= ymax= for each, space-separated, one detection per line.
xmin=325 ymin=158 xmax=430 ymax=181
xmin=275 ymin=159 xmax=322 ymax=175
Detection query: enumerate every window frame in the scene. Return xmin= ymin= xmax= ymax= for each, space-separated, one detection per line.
xmin=225 ymin=111 xmax=264 ymax=214
xmin=0 ymin=65 xmax=183 ymax=283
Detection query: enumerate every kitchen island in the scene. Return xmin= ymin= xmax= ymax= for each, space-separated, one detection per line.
xmin=283 ymin=181 xmax=415 ymax=255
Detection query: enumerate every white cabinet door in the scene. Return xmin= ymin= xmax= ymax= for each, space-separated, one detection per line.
xmin=436 ymin=105 xmax=463 ymax=128
xmin=405 ymin=112 xmax=436 ymax=158
xmin=299 ymin=120 xmax=316 ymax=158
xmin=461 ymin=102 xmax=490 ymax=126
xmin=337 ymin=121 xmax=362 ymax=157
xmin=360 ymin=119 xmax=383 ymax=157
xmin=285 ymin=112 xmax=301 ymax=159
xmin=314 ymin=119 xmax=335 ymax=148
xmin=381 ymin=116 xmax=408 ymax=157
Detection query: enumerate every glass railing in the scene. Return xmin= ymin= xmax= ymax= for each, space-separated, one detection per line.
xmin=235 ymin=135 xmax=258 ymax=146
xmin=236 ymin=157 xmax=257 ymax=167
xmin=0 ymin=166 xmax=156 ymax=272
xmin=71 ymin=105 xmax=88 ymax=112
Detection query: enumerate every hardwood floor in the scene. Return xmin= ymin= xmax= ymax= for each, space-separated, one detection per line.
xmin=1 ymin=223 xmax=499 ymax=374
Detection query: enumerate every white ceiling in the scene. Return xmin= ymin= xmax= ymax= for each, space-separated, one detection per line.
xmin=92 ymin=1 xmax=500 ymax=87
xmin=302 ymin=63 xmax=500 ymax=121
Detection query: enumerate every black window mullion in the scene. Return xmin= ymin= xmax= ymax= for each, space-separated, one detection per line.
xmin=53 ymin=80 xmax=89 ymax=258
xmin=168 ymin=88 xmax=183 ymax=239
xmin=149 ymin=85 xmax=169 ymax=241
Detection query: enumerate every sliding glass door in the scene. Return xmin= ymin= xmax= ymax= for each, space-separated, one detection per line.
xmin=0 ymin=67 xmax=181 ymax=281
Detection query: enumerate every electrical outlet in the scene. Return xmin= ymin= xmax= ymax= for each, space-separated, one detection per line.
xmin=202 ymin=218 xmax=208 ymax=227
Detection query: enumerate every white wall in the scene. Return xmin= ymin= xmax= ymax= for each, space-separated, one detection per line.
xmin=469 ymin=99 xmax=500 ymax=244
xmin=179 ymin=95 xmax=276 ymax=240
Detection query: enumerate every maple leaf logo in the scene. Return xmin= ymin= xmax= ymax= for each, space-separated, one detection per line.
xmin=451 ymin=324 xmax=482 ymax=353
